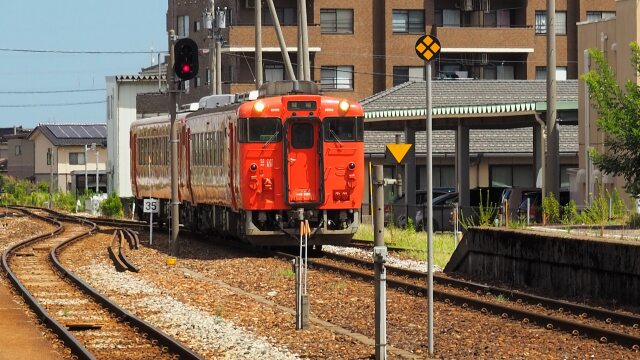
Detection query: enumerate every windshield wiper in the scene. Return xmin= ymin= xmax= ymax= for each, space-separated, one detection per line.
xmin=262 ymin=130 xmax=279 ymax=148
xmin=329 ymin=129 xmax=343 ymax=146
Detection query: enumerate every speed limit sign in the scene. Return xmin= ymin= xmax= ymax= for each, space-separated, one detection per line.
xmin=143 ymin=198 xmax=159 ymax=213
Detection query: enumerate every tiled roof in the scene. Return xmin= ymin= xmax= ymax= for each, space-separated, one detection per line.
xmin=29 ymin=124 xmax=107 ymax=147
xmin=360 ymin=80 xmax=578 ymax=112
xmin=364 ymin=126 xmax=578 ymax=155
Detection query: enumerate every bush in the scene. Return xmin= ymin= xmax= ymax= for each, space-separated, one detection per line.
xmin=561 ymin=200 xmax=580 ymax=225
xmin=542 ymin=192 xmax=560 ymax=224
xmin=100 ymin=193 xmax=124 ymax=218
xmin=37 ymin=182 xmax=49 ymax=192
xmin=53 ymin=192 xmax=77 ymax=212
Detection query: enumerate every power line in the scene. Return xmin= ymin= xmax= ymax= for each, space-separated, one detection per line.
xmin=0 ymin=100 xmax=106 ymax=108
xmin=0 ymin=88 xmax=106 ymax=94
xmin=0 ymin=48 xmax=166 ymax=55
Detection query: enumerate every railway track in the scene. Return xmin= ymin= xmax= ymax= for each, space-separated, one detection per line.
xmin=2 ymin=207 xmax=202 ymax=360
xmin=273 ymin=248 xmax=640 ymax=350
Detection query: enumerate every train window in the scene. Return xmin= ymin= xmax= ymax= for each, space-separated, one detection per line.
xmin=239 ymin=118 xmax=283 ymax=143
xmin=291 ymin=123 xmax=314 ymax=149
xmin=324 ymin=117 xmax=364 ymax=142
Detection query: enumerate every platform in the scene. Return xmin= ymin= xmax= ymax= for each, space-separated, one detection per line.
xmin=0 ymin=282 xmax=62 ymax=360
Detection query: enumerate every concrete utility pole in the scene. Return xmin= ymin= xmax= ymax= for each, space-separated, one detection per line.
xmin=48 ymin=147 xmax=53 ymax=209
xmin=209 ymin=0 xmax=216 ymax=94
xmin=297 ymin=0 xmax=310 ymax=80
xmin=84 ymin=144 xmax=88 ymax=194
xmin=266 ymin=0 xmax=296 ymax=81
xmin=546 ymin=0 xmax=560 ymax=198
xmin=168 ymin=28 xmax=180 ymax=256
xmin=95 ymin=144 xmax=99 ymax=193
xmin=297 ymin=10 xmax=303 ymax=80
xmin=255 ymin=0 xmax=263 ymax=88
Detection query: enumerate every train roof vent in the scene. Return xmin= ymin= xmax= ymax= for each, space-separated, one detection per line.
xmin=258 ymin=80 xmax=319 ymax=98
xmin=198 ymin=94 xmax=236 ymax=109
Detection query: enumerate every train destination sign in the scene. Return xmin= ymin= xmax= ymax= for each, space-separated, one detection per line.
xmin=386 ymin=143 xmax=413 ymax=164
xmin=415 ymin=35 xmax=441 ymax=62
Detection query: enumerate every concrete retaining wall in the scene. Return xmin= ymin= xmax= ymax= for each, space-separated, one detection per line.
xmin=444 ymin=227 xmax=640 ymax=307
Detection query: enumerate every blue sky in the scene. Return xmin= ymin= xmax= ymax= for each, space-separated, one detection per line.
xmin=0 ymin=1 xmax=167 ymax=128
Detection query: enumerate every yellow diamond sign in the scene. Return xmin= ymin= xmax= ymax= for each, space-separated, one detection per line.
xmin=415 ymin=35 xmax=441 ymax=62
xmin=386 ymin=143 xmax=413 ymax=164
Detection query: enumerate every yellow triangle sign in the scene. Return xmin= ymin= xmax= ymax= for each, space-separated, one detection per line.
xmin=386 ymin=143 xmax=413 ymax=163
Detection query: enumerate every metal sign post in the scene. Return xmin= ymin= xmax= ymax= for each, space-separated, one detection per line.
xmin=415 ymin=34 xmax=440 ymax=357
xmin=296 ymin=215 xmax=310 ymax=330
xmin=372 ymin=165 xmax=388 ymax=360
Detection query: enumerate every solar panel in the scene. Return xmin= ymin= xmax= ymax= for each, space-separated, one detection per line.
xmin=46 ymin=125 xmax=107 ymax=139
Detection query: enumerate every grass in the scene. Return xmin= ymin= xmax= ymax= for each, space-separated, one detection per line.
xmin=274 ymin=268 xmax=295 ymax=278
xmin=353 ymin=224 xmax=458 ymax=268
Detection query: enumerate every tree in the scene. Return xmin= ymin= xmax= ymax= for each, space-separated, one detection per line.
xmin=582 ymin=42 xmax=640 ymax=197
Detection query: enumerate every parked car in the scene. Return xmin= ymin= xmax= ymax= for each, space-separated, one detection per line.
xmin=416 ymin=192 xmax=459 ymax=231
xmin=515 ymin=189 xmax=570 ymax=223
xmin=384 ymin=187 xmax=455 ymax=228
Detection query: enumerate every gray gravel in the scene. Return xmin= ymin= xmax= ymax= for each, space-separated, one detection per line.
xmin=323 ymin=245 xmax=443 ymax=272
xmin=81 ymin=263 xmax=300 ymax=360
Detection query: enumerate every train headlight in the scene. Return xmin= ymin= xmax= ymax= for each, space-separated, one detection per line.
xmin=348 ymin=162 xmax=356 ymax=170
xmin=254 ymin=101 xmax=265 ymax=113
xmin=339 ymin=100 xmax=350 ymax=112
xmin=250 ymin=163 xmax=257 ymax=172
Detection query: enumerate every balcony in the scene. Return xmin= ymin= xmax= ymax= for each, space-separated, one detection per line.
xmin=436 ymin=26 xmax=535 ymax=52
xmin=227 ymin=25 xmax=321 ymax=52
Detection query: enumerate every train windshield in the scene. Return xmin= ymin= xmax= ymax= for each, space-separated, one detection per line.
xmin=323 ymin=117 xmax=364 ymax=142
xmin=239 ymin=118 xmax=283 ymax=143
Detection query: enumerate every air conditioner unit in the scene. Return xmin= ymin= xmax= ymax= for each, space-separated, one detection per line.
xmin=480 ymin=53 xmax=488 ymax=65
xmin=245 ymin=0 xmax=255 ymax=9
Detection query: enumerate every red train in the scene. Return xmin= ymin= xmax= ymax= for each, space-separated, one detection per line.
xmin=130 ymin=81 xmax=365 ymax=246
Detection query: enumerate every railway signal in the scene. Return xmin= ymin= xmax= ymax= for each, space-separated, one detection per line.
xmin=173 ymin=38 xmax=199 ymax=81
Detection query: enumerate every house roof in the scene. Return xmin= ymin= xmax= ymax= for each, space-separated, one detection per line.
xmin=0 ymin=126 xmax=30 ymax=142
xmin=364 ymin=126 xmax=578 ymax=155
xmin=29 ymin=124 xmax=107 ymax=147
xmin=360 ymin=80 xmax=578 ymax=120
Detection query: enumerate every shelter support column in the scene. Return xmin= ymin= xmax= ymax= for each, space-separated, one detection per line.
xmin=404 ymin=124 xmax=417 ymax=225
xmin=456 ymin=122 xmax=470 ymax=209
xmin=533 ymin=125 xmax=543 ymax=187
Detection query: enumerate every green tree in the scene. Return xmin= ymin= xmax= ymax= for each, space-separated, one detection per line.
xmin=582 ymin=42 xmax=640 ymax=196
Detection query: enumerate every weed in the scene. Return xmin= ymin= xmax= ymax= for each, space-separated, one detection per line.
xmin=274 ymin=268 xmax=295 ymax=278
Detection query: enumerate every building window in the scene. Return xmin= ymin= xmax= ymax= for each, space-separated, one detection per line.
xmin=392 ymin=10 xmax=424 ymax=33
xmin=320 ymin=9 xmax=354 ymax=34
xmin=69 ymin=152 xmax=86 ymax=165
xmin=535 ymin=66 xmax=568 ymax=81
xmin=195 ymin=76 xmax=201 ymax=87
xmin=265 ymin=64 xmax=285 ymax=82
xmin=177 ymin=15 xmax=190 ymax=37
xmin=419 ymin=165 xmax=455 ymax=189
xmin=206 ymin=68 xmax=211 ymax=85
xmin=194 ymin=20 xmax=201 ymax=32
xmin=434 ymin=9 xmax=461 ymax=27
xmin=14 ymin=145 xmax=21 ymax=156
xmin=321 ymin=66 xmax=354 ymax=90
xmin=535 ymin=11 xmax=567 ymax=35
xmin=490 ymin=165 xmax=534 ymax=187
xmin=586 ymin=11 xmax=615 ymax=22
xmin=393 ymin=66 xmax=424 ymax=86
xmin=263 ymin=7 xmax=296 ymax=26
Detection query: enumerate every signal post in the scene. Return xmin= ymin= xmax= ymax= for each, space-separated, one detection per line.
xmin=167 ymin=33 xmax=199 ymax=260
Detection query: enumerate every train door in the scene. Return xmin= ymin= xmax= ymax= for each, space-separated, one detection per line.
xmin=285 ymin=118 xmax=323 ymax=206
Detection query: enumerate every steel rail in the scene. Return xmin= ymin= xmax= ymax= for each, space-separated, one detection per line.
xmin=326 ymin=250 xmax=640 ymax=329
xmin=42 ymin=209 xmax=203 ymax=360
xmin=2 ymin=207 xmax=97 ymax=359
xmin=273 ymin=250 xmax=640 ymax=350
xmin=6 ymin=207 xmax=204 ymax=360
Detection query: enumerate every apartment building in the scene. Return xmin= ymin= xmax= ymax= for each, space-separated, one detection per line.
xmin=166 ymin=0 xmax=615 ymax=103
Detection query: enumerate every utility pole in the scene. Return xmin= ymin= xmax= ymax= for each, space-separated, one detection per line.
xmin=84 ymin=144 xmax=88 ymax=194
xmin=168 ymin=29 xmax=180 ymax=257
xmin=95 ymin=144 xmax=99 ymax=193
xmin=297 ymin=0 xmax=310 ymax=80
xmin=255 ymin=0 xmax=263 ymax=88
xmin=546 ymin=0 xmax=559 ymax=198
xmin=208 ymin=0 xmax=216 ymax=94
xmin=48 ymin=147 xmax=53 ymax=209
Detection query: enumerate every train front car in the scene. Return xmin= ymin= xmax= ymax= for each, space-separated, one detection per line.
xmin=237 ymin=91 xmax=364 ymax=246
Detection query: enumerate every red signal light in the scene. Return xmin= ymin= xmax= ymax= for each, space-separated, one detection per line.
xmin=182 ymin=64 xmax=191 ymax=73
